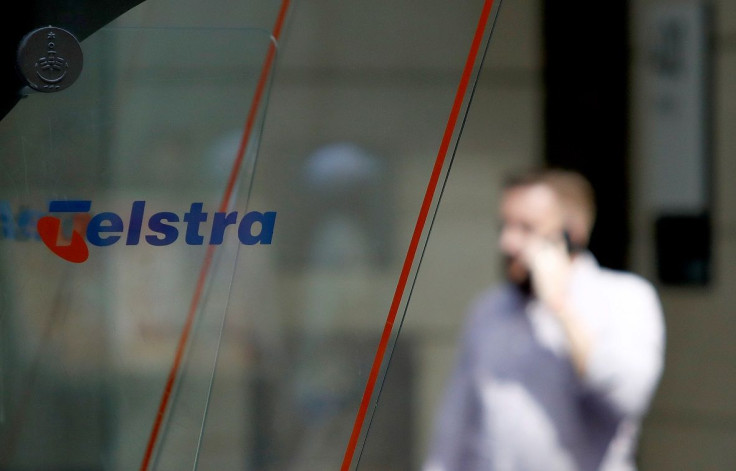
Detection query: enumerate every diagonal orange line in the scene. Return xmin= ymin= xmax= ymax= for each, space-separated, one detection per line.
xmin=339 ymin=1 xmax=496 ymax=470
xmin=139 ymin=2 xmax=291 ymax=469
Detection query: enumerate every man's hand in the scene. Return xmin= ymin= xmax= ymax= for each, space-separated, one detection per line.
xmin=522 ymin=235 xmax=592 ymax=377
xmin=522 ymin=235 xmax=572 ymax=313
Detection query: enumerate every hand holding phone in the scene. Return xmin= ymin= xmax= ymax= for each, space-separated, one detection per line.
xmin=522 ymin=232 xmax=573 ymax=312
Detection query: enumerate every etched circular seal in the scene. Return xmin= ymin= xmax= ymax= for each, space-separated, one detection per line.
xmin=17 ymin=26 xmax=83 ymax=93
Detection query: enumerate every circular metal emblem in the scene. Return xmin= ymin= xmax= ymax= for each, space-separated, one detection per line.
xmin=17 ymin=26 xmax=83 ymax=93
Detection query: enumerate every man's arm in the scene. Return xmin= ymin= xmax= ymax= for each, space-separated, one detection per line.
xmin=552 ymin=303 xmax=593 ymax=377
xmin=523 ymin=238 xmax=594 ymax=377
xmin=524 ymin=239 xmax=665 ymax=418
xmin=577 ymin=279 xmax=666 ymax=418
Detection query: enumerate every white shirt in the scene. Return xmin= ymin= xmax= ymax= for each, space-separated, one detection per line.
xmin=423 ymin=253 xmax=666 ymax=471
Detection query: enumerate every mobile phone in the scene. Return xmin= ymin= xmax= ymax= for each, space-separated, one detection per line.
xmin=562 ymin=229 xmax=580 ymax=254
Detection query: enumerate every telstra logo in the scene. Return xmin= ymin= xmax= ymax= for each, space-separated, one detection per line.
xmin=35 ymin=200 xmax=276 ymax=263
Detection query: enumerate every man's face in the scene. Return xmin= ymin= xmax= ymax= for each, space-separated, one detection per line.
xmin=499 ymin=184 xmax=566 ymax=285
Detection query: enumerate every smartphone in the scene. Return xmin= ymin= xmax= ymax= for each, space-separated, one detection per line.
xmin=562 ymin=229 xmax=580 ymax=255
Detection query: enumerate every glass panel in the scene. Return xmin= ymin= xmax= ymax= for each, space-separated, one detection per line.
xmin=189 ymin=2 xmax=506 ymax=470
xmin=1 ymin=1 xmax=516 ymax=470
xmin=0 ymin=25 xmax=275 ymax=470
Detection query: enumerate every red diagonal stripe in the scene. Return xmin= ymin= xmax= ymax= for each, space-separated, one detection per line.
xmin=339 ymin=1 xmax=496 ymax=470
xmin=139 ymin=2 xmax=291 ymax=469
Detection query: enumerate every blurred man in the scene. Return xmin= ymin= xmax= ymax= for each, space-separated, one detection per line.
xmin=423 ymin=169 xmax=665 ymax=471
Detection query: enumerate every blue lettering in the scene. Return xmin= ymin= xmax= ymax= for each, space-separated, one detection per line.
xmin=17 ymin=209 xmax=43 ymax=240
xmin=183 ymin=202 xmax=207 ymax=245
xmin=50 ymin=200 xmax=91 ymax=213
xmin=238 ymin=211 xmax=276 ymax=245
xmin=0 ymin=201 xmax=16 ymax=239
xmin=209 ymin=211 xmax=238 ymax=245
xmin=3 ymin=200 xmax=276 ymax=255
xmin=127 ymin=201 xmax=146 ymax=245
xmin=146 ymin=212 xmax=179 ymax=246
xmin=87 ymin=212 xmax=124 ymax=246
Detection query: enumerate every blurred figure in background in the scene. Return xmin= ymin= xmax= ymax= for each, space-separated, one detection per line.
xmin=424 ymin=168 xmax=666 ymax=471
xmin=284 ymin=142 xmax=392 ymax=470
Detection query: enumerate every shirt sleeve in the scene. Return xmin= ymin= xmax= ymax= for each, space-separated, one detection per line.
xmin=579 ymin=277 xmax=666 ymax=420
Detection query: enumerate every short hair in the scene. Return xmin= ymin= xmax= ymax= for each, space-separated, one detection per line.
xmin=503 ymin=168 xmax=596 ymax=243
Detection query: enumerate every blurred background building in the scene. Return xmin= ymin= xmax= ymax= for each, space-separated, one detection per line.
xmin=0 ymin=0 xmax=734 ymax=469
